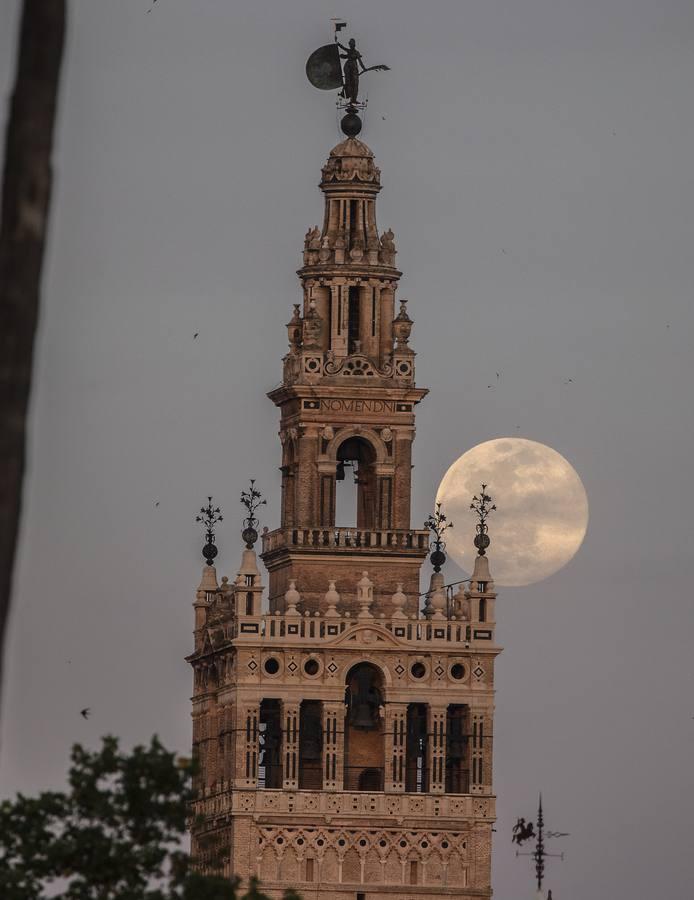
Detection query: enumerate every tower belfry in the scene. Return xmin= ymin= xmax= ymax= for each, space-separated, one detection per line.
xmin=263 ymin=135 xmax=429 ymax=617
xmin=188 ymin=46 xmax=502 ymax=899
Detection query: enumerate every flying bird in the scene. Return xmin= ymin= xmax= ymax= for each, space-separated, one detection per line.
xmin=155 ymin=501 xmax=160 ymax=507
xmin=80 ymin=708 xmax=91 ymax=719
xmin=563 ymin=378 xmax=573 ymax=384
xmin=193 ymin=333 xmax=199 ymax=339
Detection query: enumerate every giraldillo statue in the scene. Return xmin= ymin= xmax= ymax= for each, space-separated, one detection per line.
xmin=306 ymin=29 xmax=389 ymax=135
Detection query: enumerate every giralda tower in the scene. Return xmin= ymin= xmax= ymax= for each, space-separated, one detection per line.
xmin=188 ymin=39 xmax=501 ymax=900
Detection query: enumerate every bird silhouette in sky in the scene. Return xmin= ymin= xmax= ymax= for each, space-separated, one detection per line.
xmin=155 ymin=501 xmax=160 ymax=507
xmin=563 ymin=378 xmax=574 ymax=384
xmin=193 ymin=333 xmax=199 ymax=339
xmin=80 ymin=708 xmax=91 ymax=719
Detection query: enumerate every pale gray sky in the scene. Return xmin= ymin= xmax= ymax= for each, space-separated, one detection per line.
xmin=1 ymin=2 xmax=693 ymax=898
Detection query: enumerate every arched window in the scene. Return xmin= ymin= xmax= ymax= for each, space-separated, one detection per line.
xmin=344 ymin=662 xmax=385 ymax=791
xmin=335 ymin=436 xmax=377 ymax=529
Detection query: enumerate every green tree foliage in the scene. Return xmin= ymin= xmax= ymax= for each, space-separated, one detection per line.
xmin=0 ymin=736 xmax=300 ymax=900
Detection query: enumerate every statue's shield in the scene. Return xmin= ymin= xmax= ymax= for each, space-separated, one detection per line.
xmin=306 ymin=43 xmax=343 ymax=90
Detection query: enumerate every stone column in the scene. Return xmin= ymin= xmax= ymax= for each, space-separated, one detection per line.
xmin=331 ymin=282 xmax=348 ymax=357
xmin=427 ymin=706 xmax=447 ymax=794
xmin=296 ymin=426 xmax=319 ymax=526
xmin=385 ymin=703 xmax=407 ymax=791
xmin=359 ymin=284 xmax=377 ymax=357
xmin=322 ymin=701 xmax=344 ymax=791
xmin=393 ymin=431 xmax=413 ymax=529
xmin=221 ymin=703 xmax=236 ymax=785
xmin=379 ymin=286 xmax=394 ymax=363
xmin=282 ymin=701 xmax=300 ymax=790
xmin=470 ymin=710 xmax=486 ymax=794
xmin=237 ymin=703 xmax=260 ymax=788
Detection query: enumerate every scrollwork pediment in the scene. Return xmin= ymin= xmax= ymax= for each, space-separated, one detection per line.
xmin=327 ymin=622 xmax=405 ymax=648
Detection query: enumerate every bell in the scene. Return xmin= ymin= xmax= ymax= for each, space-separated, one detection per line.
xmin=336 ymin=461 xmax=346 ymax=481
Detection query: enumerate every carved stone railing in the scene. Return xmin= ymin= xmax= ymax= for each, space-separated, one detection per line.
xmin=262 ymin=526 xmax=430 ymax=555
xmin=192 ymin=787 xmax=495 ymax=822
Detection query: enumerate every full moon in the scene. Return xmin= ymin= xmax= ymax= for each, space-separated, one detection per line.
xmin=436 ymin=438 xmax=588 ymax=587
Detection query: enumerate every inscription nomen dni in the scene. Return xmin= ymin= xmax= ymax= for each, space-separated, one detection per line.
xmin=302 ymin=398 xmax=413 ymax=413
xmin=320 ymin=397 xmax=405 ymax=413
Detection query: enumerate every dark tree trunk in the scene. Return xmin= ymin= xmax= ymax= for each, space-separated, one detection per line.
xmin=0 ymin=1 xmax=66 ymax=693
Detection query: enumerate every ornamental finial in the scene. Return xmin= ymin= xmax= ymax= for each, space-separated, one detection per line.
xmin=195 ymin=496 xmax=223 ymax=566
xmin=240 ymin=479 xmax=266 ymax=549
xmin=470 ymin=484 xmax=496 ymax=556
xmin=425 ymin=502 xmax=453 ymax=573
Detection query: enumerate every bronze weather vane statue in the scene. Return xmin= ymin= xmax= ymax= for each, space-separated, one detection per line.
xmin=306 ymin=20 xmax=390 ymax=136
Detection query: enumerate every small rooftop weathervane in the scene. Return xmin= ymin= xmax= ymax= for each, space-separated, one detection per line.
xmin=196 ymin=496 xmax=223 ymax=566
xmin=470 ymin=484 xmax=496 ymax=557
xmin=240 ymin=479 xmax=266 ymax=549
xmin=305 ymin=20 xmax=390 ymax=136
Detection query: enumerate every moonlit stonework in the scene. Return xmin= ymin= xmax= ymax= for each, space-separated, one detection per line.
xmin=437 ymin=438 xmax=588 ymax=587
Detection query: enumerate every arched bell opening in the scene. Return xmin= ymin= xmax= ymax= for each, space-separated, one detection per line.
xmin=343 ymin=662 xmax=385 ymax=791
xmin=335 ymin=436 xmax=377 ymax=529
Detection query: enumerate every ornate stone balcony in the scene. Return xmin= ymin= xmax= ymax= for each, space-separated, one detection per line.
xmin=262 ymin=526 xmax=430 ymax=556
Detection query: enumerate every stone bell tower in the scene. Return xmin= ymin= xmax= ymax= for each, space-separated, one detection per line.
xmin=187 ymin=131 xmax=502 ymax=900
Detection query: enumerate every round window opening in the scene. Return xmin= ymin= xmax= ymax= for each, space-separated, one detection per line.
xmin=304 ymin=658 xmax=320 ymax=676
xmin=450 ymin=663 xmax=465 ymax=680
xmin=411 ymin=662 xmax=426 ymax=679
xmin=264 ymin=657 xmax=280 ymax=675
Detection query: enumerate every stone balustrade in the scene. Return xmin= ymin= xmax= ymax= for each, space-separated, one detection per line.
xmin=262 ymin=526 xmax=430 ymax=555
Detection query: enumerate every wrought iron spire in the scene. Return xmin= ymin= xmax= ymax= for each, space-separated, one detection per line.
xmin=240 ymin=479 xmax=266 ymax=549
xmin=196 ymin=496 xmax=223 ymax=566
xmin=470 ymin=483 xmax=496 ymax=557
xmin=513 ymin=794 xmax=567 ymax=895
xmin=424 ymin=502 xmax=453 ymax=573
xmin=535 ymin=794 xmax=545 ymax=891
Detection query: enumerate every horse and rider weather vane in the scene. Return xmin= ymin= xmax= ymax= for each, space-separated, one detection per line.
xmin=306 ymin=19 xmax=390 ymax=136
xmin=513 ymin=795 xmax=569 ymax=897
